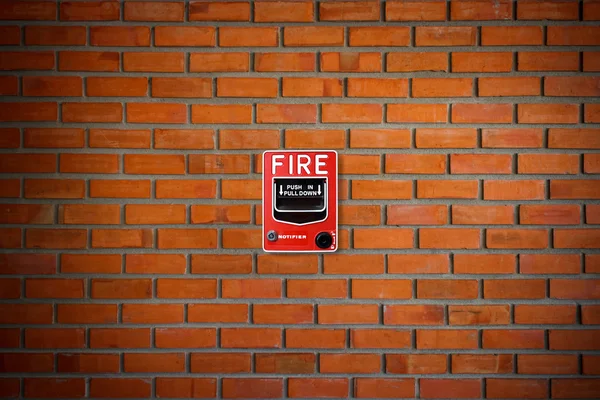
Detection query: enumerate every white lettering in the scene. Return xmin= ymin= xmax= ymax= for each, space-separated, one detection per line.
xmin=298 ymin=155 xmax=311 ymax=175
xmin=272 ymin=155 xmax=284 ymax=175
xmin=315 ymin=155 xmax=328 ymax=175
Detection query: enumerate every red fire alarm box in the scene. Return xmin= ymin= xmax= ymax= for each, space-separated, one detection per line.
xmin=262 ymin=150 xmax=338 ymax=253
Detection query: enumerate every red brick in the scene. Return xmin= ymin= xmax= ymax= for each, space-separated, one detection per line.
xmin=257 ymin=104 xmax=317 ymax=124
xmin=24 ymin=379 xmax=85 ymax=399
xmin=320 ymin=354 xmax=381 ymax=374
xmin=221 ymin=179 xmax=261 ymax=200
xmin=61 ymin=254 xmax=120 ymax=275
xmin=453 ymin=354 xmax=513 ymax=374
xmin=515 ymin=305 xmax=576 ymax=324
xmin=449 ymin=305 xmax=510 ymax=325
xmin=418 ymin=180 xmax=479 ymax=199
xmin=352 ymin=279 xmax=412 ymax=299
xmin=57 ymin=304 xmax=117 ymax=324
xmin=191 ymin=353 xmax=250 ymax=373
xmin=127 ymin=103 xmax=187 ymax=124
xmin=89 ymin=129 xmax=150 ymax=149
xmin=0 ymin=128 xmax=18 ymax=148
xmin=0 ymin=77 xmax=17 ymax=96
xmin=124 ymin=254 xmax=184 ymax=275
xmin=384 ymin=305 xmax=444 ymax=325
xmin=90 ymin=26 xmax=150 ymax=46
xmin=546 ymin=77 xmax=600 ymax=97
xmin=91 ymin=279 xmax=152 ymax=299
xmin=124 ymin=154 xmax=185 ymax=174
xmin=59 ymin=51 xmax=118 ymax=71
xmin=350 ymin=129 xmax=410 ymax=148
xmin=550 ymin=330 xmax=600 ymax=350
xmin=485 ymin=329 xmax=545 ymax=349
xmin=221 ymin=328 xmax=281 ymax=348
xmin=25 ymin=26 xmax=86 ymax=45
xmin=0 ymin=102 xmax=57 ymax=122
xmin=25 ymin=328 xmax=85 ymax=349
xmin=90 ymin=328 xmax=150 ymax=349
xmin=452 ymin=0 xmax=512 ymax=20
xmin=453 ymin=103 xmax=513 ymax=123
xmin=520 ymin=204 xmax=580 ymax=225
xmin=518 ymin=51 xmax=579 ymax=71
xmin=0 ymin=279 xmax=20 ymax=299
xmin=90 ymin=378 xmax=151 ymax=398
xmin=0 ymin=179 xmax=19 ymax=198
xmin=349 ymin=27 xmax=410 ymax=46
xmin=318 ymin=304 xmax=379 ymax=324
xmin=386 ymin=0 xmax=446 ymax=21
xmin=188 ymin=304 xmax=248 ymax=323
xmin=284 ymin=129 xmax=344 ymax=149
xmin=452 ymin=205 xmax=514 ymax=225
xmin=482 ymin=128 xmax=543 ymax=148
xmin=387 ymin=205 xmax=446 ymax=225
xmin=482 ymin=26 xmax=543 ymax=45
xmin=387 ymin=52 xmax=448 ymax=71
xmin=26 ymin=278 xmax=84 ymax=299
xmin=0 ymin=153 xmax=55 ymax=173
xmin=87 ymin=77 xmax=148 ymax=97
xmin=222 ymin=278 xmax=281 ymax=298
xmin=190 ymin=52 xmax=249 ymax=72
xmin=352 ymin=180 xmax=412 ymax=200
xmin=520 ymin=254 xmax=581 ymax=274
xmin=479 ymin=77 xmax=541 ymax=96
xmin=487 ymin=229 xmax=548 ymax=249
xmin=90 ymin=179 xmax=151 ymax=198
xmin=551 ymin=279 xmax=600 ymax=299
xmin=413 ymin=78 xmax=472 ymax=98
xmin=188 ymin=154 xmax=250 ymax=175
xmin=62 ymin=102 xmax=122 ymax=123
xmin=387 ymin=104 xmax=448 ymax=123
xmin=518 ymin=356 xmax=579 ymax=374
xmin=258 ymin=254 xmax=318 ymax=274
xmin=154 ymin=129 xmax=213 ymax=150
xmin=0 ymin=304 xmax=52 ymax=324
xmin=220 ymin=27 xmax=278 ymax=47
xmin=416 ymin=26 xmax=476 ymax=46
xmin=288 ymin=378 xmax=348 ymax=398
xmin=255 ymin=353 xmax=316 ymax=374
xmin=58 ymin=354 xmax=119 ymax=373
xmin=284 ymin=26 xmax=344 ymax=46
xmin=0 ymin=26 xmax=19 ymax=45
xmin=387 ymin=354 xmax=447 ymax=374
xmin=386 ymin=154 xmax=445 ymax=174
xmin=321 ymin=52 xmax=381 ymax=72
xmin=420 ymin=228 xmax=480 ymax=249
xmin=0 ymin=51 xmax=54 ymax=70
xmin=388 ymin=254 xmax=449 ymax=274
xmin=124 ymin=353 xmax=185 ymax=373
xmin=323 ymin=104 xmax=382 ymax=123
xmin=451 ymin=154 xmax=512 ymax=174
xmin=487 ymin=379 xmax=548 ymax=399
xmin=417 ymin=279 xmax=478 ymax=299
xmin=319 ymin=1 xmax=379 ymax=21
xmin=60 ymin=1 xmax=119 ymax=21
xmin=154 ymin=26 xmax=214 ymax=47
xmin=191 ymin=205 xmax=251 ymax=224
xmin=190 ymin=1 xmax=250 ymax=21
xmin=156 ymin=279 xmax=217 ymax=299
xmin=286 ymin=329 xmax=345 ymax=349
xmin=60 ymin=154 xmax=119 ymax=174
xmin=453 ymin=52 xmax=512 ymax=72
xmin=1 ymin=1 xmax=56 ymax=20
xmin=551 ymin=180 xmax=600 ymax=199
xmin=24 ymin=179 xmax=84 ymax=199
xmin=157 ymin=228 xmax=217 ymax=249
xmin=518 ymin=0 xmax=579 ymax=20
xmin=348 ymin=78 xmax=408 ymax=98
xmin=484 ymin=180 xmax=545 ymax=200
xmin=254 ymin=304 xmax=313 ymax=324
xmin=256 ymin=53 xmax=315 ymax=72
xmin=156 ymin=378 xmax=216 ymax=399
xmin=287 ymin=279 xmax=347 ymax=299
xmin=454 ymin=254 xmax=515 ymax=274
xmin=585 ymin=154 xmax=600 ymax=173
xmin=417 ymin=329 xmax=478 ymax=349
xmin=123 ymin=52 xmax=184 ymax=72
xmin=255 ymin=1 xmax=313 ymax=22
xmin=124 ymin=1 xmax=184 ymax=21
xmin=584 ymin=52 xmax=600 ymax=71
xmin=218 ymin=77 xmax=277 ymax=98
xmin=26 ymin=229 xmax=86 ymax=249
xmin=484 ymin=279 xmax=546 ymax=299
xmin=192 ymin=104 xmax=251 ymax=124
xmin=351 ymin=329 xmax=411 ymax=348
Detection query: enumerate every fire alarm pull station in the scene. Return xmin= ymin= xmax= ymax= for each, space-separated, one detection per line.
xmin=262 ymin=150 xmax=338 ymax=253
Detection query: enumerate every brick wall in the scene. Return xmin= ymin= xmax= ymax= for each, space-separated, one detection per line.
xmin=0 ymin=0 xmax=599 ymax=398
